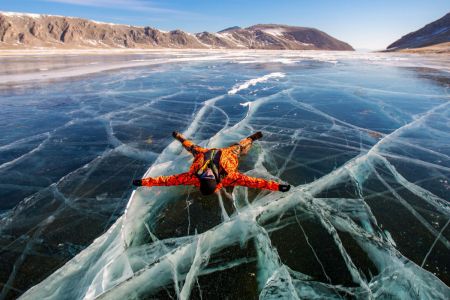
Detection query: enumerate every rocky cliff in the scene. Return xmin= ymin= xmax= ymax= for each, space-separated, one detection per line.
xmin=387 ymin=12 xmax=450 ymax=51
xmin=0 ymin=12 xmax=354 ymax=50
xmin=0 ymin=12 xmax=204 ymax=49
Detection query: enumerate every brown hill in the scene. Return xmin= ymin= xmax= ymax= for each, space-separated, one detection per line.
xmin=0 ymin=12 xmax=204 ymax=49
xmin=0 ymin=12 xmax=354 ymax=51
xmin=197 ymin=24 xmax=353 ymax=50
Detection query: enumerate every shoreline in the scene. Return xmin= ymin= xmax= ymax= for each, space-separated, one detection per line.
xmin=0 ymin=43 xmax=450 ymax=57
xmin=381 ymin=42 xmax=450 ymax=55
xmin=0 ymin=48 xmax=359 ymax=57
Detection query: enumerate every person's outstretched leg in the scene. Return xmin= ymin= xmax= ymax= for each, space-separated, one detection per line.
xmin=173 ymin=131 xmax=208 ymax=155
xmin=238 ymin=131 xmax=263 ymax=156
xmin=248 ymin=131 xmax=263 ymax=141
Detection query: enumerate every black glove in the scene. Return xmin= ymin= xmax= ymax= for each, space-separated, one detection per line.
xmin=132 ymin=179 xmax=142 ymax=186
xmin=278 ymin=184 xmax=290 ymax=192
xmin=248 ymin=131 xmax=263 ymax=141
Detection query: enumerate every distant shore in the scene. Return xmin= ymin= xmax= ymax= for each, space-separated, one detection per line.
xmin=0 ymin=48 xmax=359 ymax=56
xmin=382 ymin=42 xmax=450 ymax=55
xmin=1 ymin=46 xmax=449 ymax=57
xmin=1 ymin=50 xmax=448 ymax=87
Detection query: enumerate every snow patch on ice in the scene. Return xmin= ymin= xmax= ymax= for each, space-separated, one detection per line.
xmin=228 ymin=72 xmax=286 ymax=95
xmin=240 ymin=101 xmax=252 ymax=107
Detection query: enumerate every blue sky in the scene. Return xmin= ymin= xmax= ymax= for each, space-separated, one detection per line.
xmin=1 ymin=0 xmax=449 ymax=49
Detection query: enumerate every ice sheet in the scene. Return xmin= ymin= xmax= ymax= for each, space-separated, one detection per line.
xmin=0 ymin=51 xmax=448 ymax=299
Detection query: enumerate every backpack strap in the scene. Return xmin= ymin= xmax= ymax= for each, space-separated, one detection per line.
xmin=210 ymin=150 xmax=222 ymax=183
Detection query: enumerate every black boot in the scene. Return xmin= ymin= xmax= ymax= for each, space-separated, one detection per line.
xmin=172 ymin=131 xmax=185 ymax=143
xmin=248 ymin=131 xmax=263 ymax=141
xmin=278 ymin=184 xmax=291 ymax=192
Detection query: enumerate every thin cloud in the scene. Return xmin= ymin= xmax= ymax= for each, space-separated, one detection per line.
xmin=43 ymin=0 xmax=184 ymax=14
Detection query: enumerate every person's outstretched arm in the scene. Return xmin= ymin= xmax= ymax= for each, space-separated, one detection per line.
xmin=133 ymin=172 xmax=200 ymax=187
xmin=173 ymin=131 xmax=208 ymax=155
xmin=222 ymin=172 xmax=290 ymax=192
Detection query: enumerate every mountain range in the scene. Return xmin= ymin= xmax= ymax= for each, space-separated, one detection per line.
xmin=0 ymin=12 xmax=354 ymax=50
xmin=2 ymin=11 xmax=449 ymax=52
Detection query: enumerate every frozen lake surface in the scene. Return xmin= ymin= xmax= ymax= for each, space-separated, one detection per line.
xmin=0 ymin=50 xmax=449 ymax=299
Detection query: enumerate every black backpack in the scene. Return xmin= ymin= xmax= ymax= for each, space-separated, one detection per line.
xmin=196 ymin=149 xmax=222 ymax=182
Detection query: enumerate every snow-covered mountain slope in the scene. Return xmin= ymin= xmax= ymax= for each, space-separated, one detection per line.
xmin=387 ymin=12 xmax=450 ymax=51
xmin=0 ymin=12 xmax=354 ymax=50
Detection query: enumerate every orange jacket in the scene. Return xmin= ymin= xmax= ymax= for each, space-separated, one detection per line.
xmin=141 ymin=135 xmax=280 ymax=192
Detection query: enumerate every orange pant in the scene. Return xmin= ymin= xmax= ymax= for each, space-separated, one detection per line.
xmin=141 ymin=134 xmax=280 ymax=192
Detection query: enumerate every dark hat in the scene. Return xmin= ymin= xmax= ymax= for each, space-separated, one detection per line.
xmin=199 ymin=178 xmax=217 ymax=195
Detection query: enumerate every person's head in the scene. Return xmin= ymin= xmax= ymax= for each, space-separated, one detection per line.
xmin=199 ymin=168 xmax=217 ymax=195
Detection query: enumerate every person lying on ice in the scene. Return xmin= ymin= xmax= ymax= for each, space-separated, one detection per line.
xmin=132 ymin=131 xmax=291 ymax=195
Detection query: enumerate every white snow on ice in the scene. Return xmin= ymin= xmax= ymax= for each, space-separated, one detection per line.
xmin=228 ymin=72 xmax=286 ymax=95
